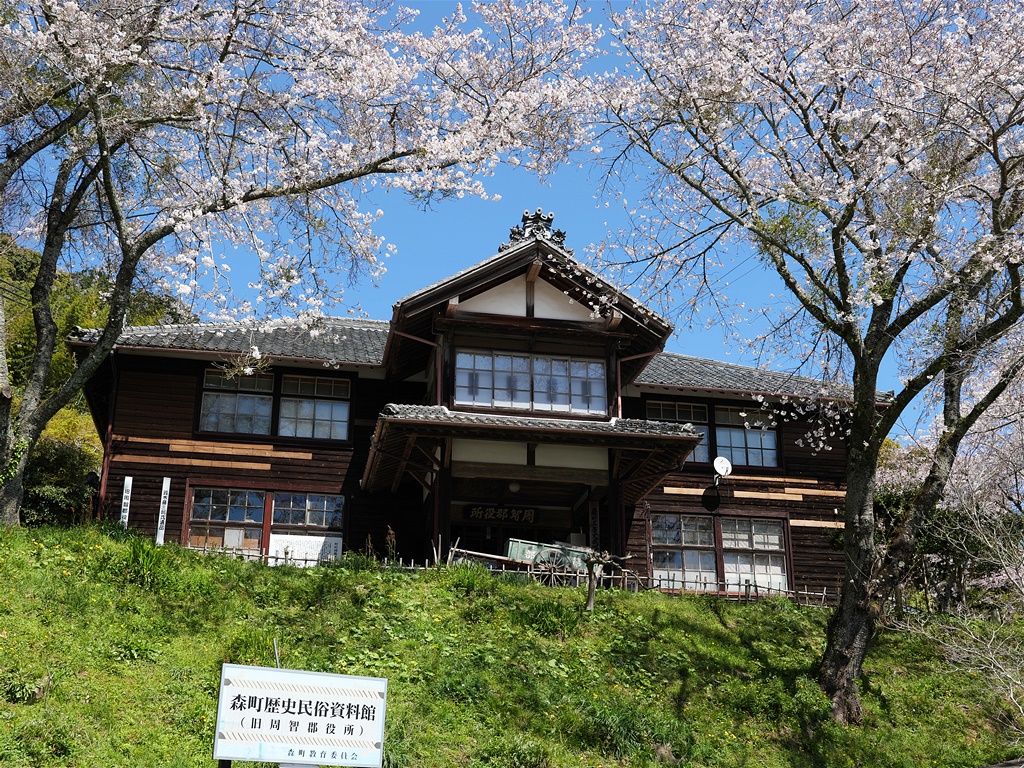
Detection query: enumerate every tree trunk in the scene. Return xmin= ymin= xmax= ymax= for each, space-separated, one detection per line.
xmin=818 ymin=408 xmax=883 ymax=723
xmin=818 ymin=577 xmax=875 ymax=723
xmin=0 ymin=470 xmax=25 ymax=527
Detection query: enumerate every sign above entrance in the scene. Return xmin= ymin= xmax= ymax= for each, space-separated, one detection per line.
xmin=466 ymin=505 xmax=536 ymax=523
xmin=452 ymin=504 xmax=572 ymax=529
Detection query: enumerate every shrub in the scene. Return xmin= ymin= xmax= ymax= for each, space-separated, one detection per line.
xmin=20 ymin=433 xmax=99 ymax=526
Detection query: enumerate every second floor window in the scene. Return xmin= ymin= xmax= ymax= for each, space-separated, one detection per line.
xmin=199 ymin=370 xmax=350 ymax=440
xmin=716 ymin=407 xmax=777 ymax=467
xmin=200 ymin=371 xmax=273 ymax=435
xmin=455 ymin=350 xmax=606 ymax=416
xmin=646 ymin=401 xmax=709 ymax=462
xmin=279 ymin=375 xmax=351 ymax=440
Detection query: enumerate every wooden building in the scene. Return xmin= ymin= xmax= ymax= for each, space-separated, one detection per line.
xmin=73 ymin=210 xmax=866 ymax=595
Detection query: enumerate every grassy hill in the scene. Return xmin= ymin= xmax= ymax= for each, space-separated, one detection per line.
xmin=0 ymin=524 xmax=1019 ymax=767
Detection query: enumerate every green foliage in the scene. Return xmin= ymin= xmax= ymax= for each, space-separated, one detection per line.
xmin=0 ymin=234 xmax=195 ymax=400
xmin=0 ymin=236 xmax=192 ymax=527
xmin=121 ymin=538 xmax=173 ymax=588
xmin=0 ymin=525 xmax=1019 ymax=768
xmin=472 ymin=734 xmax=551 ymax=768
xmin=20 ymin=417 xmax=100 ymax=526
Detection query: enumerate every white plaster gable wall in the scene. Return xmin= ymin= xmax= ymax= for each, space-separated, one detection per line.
xmin=458 ymin=275 xmax=526 ymax=315
xmin=456 ymin=275 xmax=597 ymax=322
xmin=533 ymin=278 xmax=595 ymax=321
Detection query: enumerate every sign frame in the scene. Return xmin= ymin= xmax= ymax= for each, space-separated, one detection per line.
xmin=213 ymin=664 xmax=387 ymax=767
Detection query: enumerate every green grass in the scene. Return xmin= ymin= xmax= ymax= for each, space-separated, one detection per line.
xmin=0 ymin=524 xmax=1019 ymax=767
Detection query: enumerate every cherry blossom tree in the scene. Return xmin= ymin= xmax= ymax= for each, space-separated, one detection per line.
xmin=596 ymin=0 xmax=1024 ymax=722
xmin=0 ymin=0 xmax=597 ymax=525
xmin=884 ymin=369 xmax=1024 ymax=736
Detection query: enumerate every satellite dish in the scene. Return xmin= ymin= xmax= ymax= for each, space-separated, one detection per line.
xmin=713 ymin=456 xmax=733 ymax=478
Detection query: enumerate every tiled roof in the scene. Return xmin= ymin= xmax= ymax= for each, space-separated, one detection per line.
xmin=638 ymin=351 xmax=859 ymax=401
xmin=73 ymin=318 xmax=389 ymax=366
xmin=379 ymin=403 xmax=701 ymax=438
xmin=73 ymin=318 xmax=876 ymax=402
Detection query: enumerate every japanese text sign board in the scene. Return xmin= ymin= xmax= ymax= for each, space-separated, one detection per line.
xmin=213 ymin=664 xmax=387 ymax=767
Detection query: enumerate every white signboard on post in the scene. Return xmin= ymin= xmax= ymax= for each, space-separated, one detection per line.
xmin=119 ymin=476 xmax=133 ymax=527
xmin=155 ymin=477 xmax=171 ymax=545
xmin=213 ymin=664 xmax=387 ymax=767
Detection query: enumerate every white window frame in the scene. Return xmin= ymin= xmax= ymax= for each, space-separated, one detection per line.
xmin=715 ymin=406 xmax=778 ymax=467
xmin=278 ymin=375 xmax=351 ymax=441
xmin=272 ymin=492 xmax=345 ymax=530
xmin=199 ymin=371 xmax=274 ymax=435
xmin=454 ymin=350 xmax=607 ymax=416
xmin=650 ymin=514 xmax=789 ymax=594
xmin=188 ymin=487 xmax=266 ymax=552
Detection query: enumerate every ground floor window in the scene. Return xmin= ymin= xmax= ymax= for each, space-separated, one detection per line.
xmin=188 ymin=488 xmax=265 ymax=551
xmin=650 ymin=513 xmax=788 ymax=593
xmin=188 ymin=487 xmax=344 ymax=559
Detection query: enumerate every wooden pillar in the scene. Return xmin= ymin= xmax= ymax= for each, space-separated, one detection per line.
xmin=438 ymin=438 xmax=452 ymax=558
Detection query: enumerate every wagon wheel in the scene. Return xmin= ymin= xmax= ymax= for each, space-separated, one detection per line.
xmin=534 ymin=549 xmax=573 ymax=587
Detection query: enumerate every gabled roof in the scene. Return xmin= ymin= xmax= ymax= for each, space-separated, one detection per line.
xmin=384 ymin=209 xmax=674 ymax=383
xmin=394 ymin=211 xmax=670 ymax=330
xmin=70 ymin=318 xmax=389 ymax=366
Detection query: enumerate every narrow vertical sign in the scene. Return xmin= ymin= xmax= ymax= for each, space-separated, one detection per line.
xmin=119 ymin=476 xmax=133 ymax=527
xmin=155 ymin=477 xmax=171 ymax=545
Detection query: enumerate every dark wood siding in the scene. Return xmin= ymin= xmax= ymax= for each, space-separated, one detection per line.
xmin=623 ymin=399 xmax=848 ymax=594
xmin=101 ymin=354 xmax=428 ymax=554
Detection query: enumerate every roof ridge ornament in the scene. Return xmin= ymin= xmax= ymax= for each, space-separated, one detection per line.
xmin=499 ymin=208 xmax=573 ymax=254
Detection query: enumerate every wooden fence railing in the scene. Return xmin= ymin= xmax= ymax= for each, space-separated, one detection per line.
xmin=184 ymin=544 xmax=835 ymax=605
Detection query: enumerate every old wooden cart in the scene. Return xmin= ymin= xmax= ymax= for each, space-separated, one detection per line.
xmin=449 ymin=537 xmax=594 ymax=586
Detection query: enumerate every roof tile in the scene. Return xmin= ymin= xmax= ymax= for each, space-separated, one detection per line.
xmin=76 ymin=318 xmax=388 ymax=366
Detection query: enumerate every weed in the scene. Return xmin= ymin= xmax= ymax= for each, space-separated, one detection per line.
xmin=2 ymin=669 xmax=53 ymax=704
xmin=108 ymin=635 xmax=160 ymax=663
xmin=122 ymin=537 xmax=172 ymax=588
xmin=473 ymin=735 xmax=550 ymax=768
xmin=0 ymin=524 xmax=1018 ymax=768
xmin=332 ymin=550 xmax=380 ymax=573
xmin=440 ymin=562 xmax=496 ymax=598
xmin=514 ymin=597 xmax=582 ymax=637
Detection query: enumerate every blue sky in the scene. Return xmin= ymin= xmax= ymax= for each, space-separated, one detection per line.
xmin=352 ymin=163 xmax=926 ymax=436
xmin=354 ymin=164 xmax=771 ymax=364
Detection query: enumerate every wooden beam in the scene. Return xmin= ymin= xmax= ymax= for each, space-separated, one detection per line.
xmin=733 ymin=490 xmax=804 ymax=501
xmin=729 ymin=474 xmax=819 ymax=484
xmin=412 ymin=442 xmax=442 ymax=471
xmin=525 ymin=260 xmax=543 ymax=283
xmin=391 ymin=434 xmax=418 ymax=494
xmin=111 ymin=455 xmax=272 ymax=471
xmin=115 ymin=435 xmax=314 ymax=460
xmin=445 ymin=298 xmax=459 ymax=317
xmin=788 ymin=488 xmax=846 ymax=497
xmin=663 ymin=486 xmax=706 ymax=496
xmin=790 ymin=519 xmax=845 ymax=529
